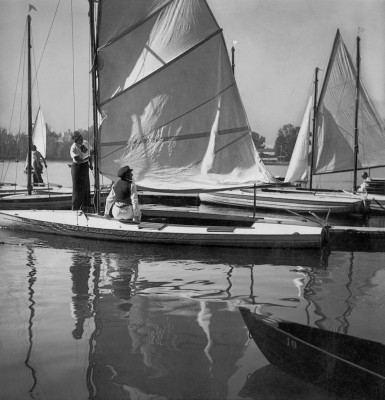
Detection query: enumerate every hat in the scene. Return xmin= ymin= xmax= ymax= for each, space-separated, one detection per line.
xmin=117 ymin=166 xmax=133 ymax=177
xmin=72 ymin=131 xmax=82 ymax=141
xmin=361 ymin=172 xmax=368 ymax=178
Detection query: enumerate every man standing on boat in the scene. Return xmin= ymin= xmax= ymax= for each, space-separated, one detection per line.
xmin=70 ymin=131 xmax=93 ymax=212
xmin=104 ymin=166 xmax=141 ymax=222
xmin=30 ymin=145 xmax=47 ymax=186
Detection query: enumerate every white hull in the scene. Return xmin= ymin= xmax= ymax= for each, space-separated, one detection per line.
xmin=200 ymin=189 xmax=365 ymax=214
xmin=0 ymin=210 xmax=327 ymax=248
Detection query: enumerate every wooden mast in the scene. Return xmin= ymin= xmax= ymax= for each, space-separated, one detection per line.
xmin=309 ymin=67 xmax=319 ymax=190
xmin=353 ymin=35 xmax=361 ymax=192
xmin=89 ymin=0 xmax=100 ymax=214
xmin=231 ymin=45 xmax=235 ymax=74
xmin=27 ymin=15 xmax=33 ymax=196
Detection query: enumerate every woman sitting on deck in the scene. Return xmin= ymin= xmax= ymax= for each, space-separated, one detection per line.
xmin=357 ymin=171 xmax=372 ymax=194
xmin=104 ymin=166 xmax=141 ymax=222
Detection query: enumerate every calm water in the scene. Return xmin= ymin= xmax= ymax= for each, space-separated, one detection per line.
xmin=1 ymin=161 xmax=385 ymax=399
xmin=1 ymin=229 xmax=385 ymax=400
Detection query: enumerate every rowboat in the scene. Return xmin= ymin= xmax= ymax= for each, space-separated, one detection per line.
xmin=0 ymin=210 xmax=327 ymax=248
xmin=239 ymin=307 xmax=385 ymax=399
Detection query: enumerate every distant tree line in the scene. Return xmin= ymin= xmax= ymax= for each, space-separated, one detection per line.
xmin=0 ymin=126 xmax=92 ymax=161
xmin=1 ymin=123 xmax=301 ymax=162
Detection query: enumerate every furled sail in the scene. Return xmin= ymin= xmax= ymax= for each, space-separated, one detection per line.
xmin=95 ymin=0 xmax=275 ymax=191
xmin=314 ymin=30 xmax=385 ymax=175
xmin=284 ymin=96 xmax=313 ymax=183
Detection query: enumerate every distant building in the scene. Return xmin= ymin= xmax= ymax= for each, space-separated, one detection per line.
xmin=257 ymin=148 xmax=277 ymax=164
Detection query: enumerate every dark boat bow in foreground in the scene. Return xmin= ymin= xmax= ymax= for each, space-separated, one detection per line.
xmin=239 ymin=307 xmax=385 ymax=399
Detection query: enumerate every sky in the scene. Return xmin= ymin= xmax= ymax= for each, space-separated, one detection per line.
xmin=1 ymin=0 xmax=384 ymax=145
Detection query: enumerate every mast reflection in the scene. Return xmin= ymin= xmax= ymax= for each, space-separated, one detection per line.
xmin=24 ymin=246 xmax=37 ymax=395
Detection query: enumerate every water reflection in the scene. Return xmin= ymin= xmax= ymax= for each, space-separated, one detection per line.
xmin=1 ymin=229 xmax=384 ymax=399
xmin=70 ymin=253 xmax=93 ymax=340
xmin=239 ymin=365 xmax=337 ymax=400
xmin=25 ymin=246 xmax=38 ymax=396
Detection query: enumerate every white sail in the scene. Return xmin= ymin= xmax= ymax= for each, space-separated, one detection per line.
xmin=284 ymin=96 xmax=313 ymax=183
xmin=25 ymin=107 xmax=47 ymax=168
xmin=96 ymin=0 xmax=275 ymax=191
xmin=32 ymin=108 xmax=47 ymax=158
xmin=314 ymin=30 xmax=385 ymax=175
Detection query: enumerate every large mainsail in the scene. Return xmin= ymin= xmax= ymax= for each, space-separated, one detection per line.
xmin=314 ymin=30 xmax=385 ymax=175
xmin=95 ymin=0 xmax=274 ymax=191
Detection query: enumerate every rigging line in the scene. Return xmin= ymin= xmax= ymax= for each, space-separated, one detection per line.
xmin=32 ymin=0 xmax=61 ymax=88
xmin=17 ymin=1 xmax=61 ymax=138
xmin=8 ymin=20 xmax=28 ymax=137
xmin=71 ymin=0 xmax=76 ymax=130
xmin=31 ymin=35 xmax=42 ymax=114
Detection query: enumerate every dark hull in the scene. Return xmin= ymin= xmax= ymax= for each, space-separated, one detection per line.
xmin=240 ymin=307 xmax=385 ymax=399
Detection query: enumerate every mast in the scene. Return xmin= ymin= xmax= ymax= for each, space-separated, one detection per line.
xmin=27 ymin=15 xmax=33 ymax=196
xmin=353 ymin=35 xmax=360 ymax=191
xmin=231 ymin=45 xmax=235 ymax=74
xmin=309 ymin=67 xmax=319 ymax=190
xmin=89 ymin=0 xmax=100 ymax=214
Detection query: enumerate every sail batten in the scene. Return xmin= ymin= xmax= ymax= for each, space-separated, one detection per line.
xmin=101 ymin=126 xmax=250 ymax=148
xmin=98 ymin=0 xmax=174 ymax=50
xmin=96 ymin=0 xmax=275 ymax=190
xmin=99 ymin=28 xmax=225 ymax=107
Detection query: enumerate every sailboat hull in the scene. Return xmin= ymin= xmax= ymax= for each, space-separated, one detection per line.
xmin=0 ymin=193 xmax=73 ymax=209
xmin=0 ymin=210 xmax=327 ymax=248
xmin=200 ymin=188 xmax=365 ymax=214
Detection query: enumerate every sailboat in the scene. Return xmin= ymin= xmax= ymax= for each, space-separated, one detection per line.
xmin=0 ymin=0 xmax=328 ymax=248
xmin=200 ymin=29 xmax=384 ymax=215
xmin=284 ymin=30 xmax=385 ymax=212
xmin=0 ymin=14 xmax=74 ymax=209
